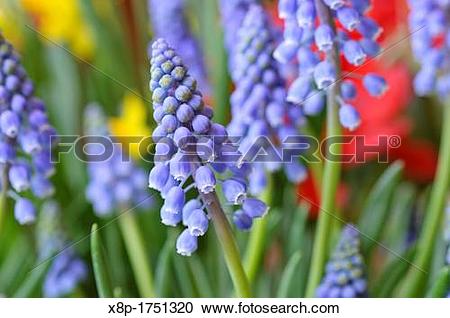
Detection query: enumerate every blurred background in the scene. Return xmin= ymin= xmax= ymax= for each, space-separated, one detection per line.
xmin=0 ymin=0 xmax=446 ymax=298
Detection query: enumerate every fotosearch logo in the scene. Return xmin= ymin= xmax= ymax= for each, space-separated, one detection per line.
xmin=50 ymin=134 xmax=401 ymax=164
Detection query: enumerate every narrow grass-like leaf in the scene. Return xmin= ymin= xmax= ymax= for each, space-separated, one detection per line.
xmin=188 ymin=256 xmax=214 ymax=298
xmin=277 ymin=251 xmax=302 ymax=298
xmin=358 ymin=161 xmax=404 ymax=254
xmin=13 ymin=262 xmax=50 ymax=297
xmin=90 ymin=224 xmax=113 ymax=298
xmin=372 ymin=246 xmax=416 ymax=297
xmin=155 ymin=235 xmax=175 ymax=297
xmin=427 ymin=267 xmax=450 ymax=298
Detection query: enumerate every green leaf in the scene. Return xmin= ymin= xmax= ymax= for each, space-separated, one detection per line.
xmin=13 ymin=262 xmax=50 ymax=297
xmin=277 ymin=251 xmax=302 ymax=298
xmin=427 ymin=267 xmax=450 ymax=298
xmin=382 ymin=183 xmax=416 ymax=257
xmin=155 ymin=234 xmax=175 ymax=297
xmin=372 ymin=246 xmax=416 ymax=297
xmin=90 ymin=223 xmax=113 ymax=298
xmin=188 ymin=256 xmax=214 ymax=298
xmin=358 ymin=161 xmax=404 ymax=254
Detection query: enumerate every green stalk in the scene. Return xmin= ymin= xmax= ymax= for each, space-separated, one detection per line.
xmin=201 ymin=192 xmax=251 ymax=297
xmin=305 ymin=0 xmax=343 ymax=298
xmin=398 ymin=104 xmax=450 ymax=297
xmin=0 ymin=166 xmax=8 ymax=233
xmin=118 ymin=210 xmax=156 ymax=297
xmin=243 ymin=174 xmax=274 ymax=283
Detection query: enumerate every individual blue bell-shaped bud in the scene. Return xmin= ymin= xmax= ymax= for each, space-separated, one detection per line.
xmin=148 ymin=163 xmax=170 ymax=191
xmin=192 ymin=114 xmax=211 ymax=134
xmin=303 ymin=91 xmax=325 ymax=115
xmin=278 ymin=0 xmax=297 ymax=18
xmin=357 ymin=17 xmax=382 ymax=40
xmin=163 ymin=186 xmax=185 ymax=214
xmin=273 ymin=41 xmax=299 ymax=64
xmin=169 ymin=152 xmax=192 ymax=182
xmin=284 ymin=161 xmax=307 ymax=183
xmin=114 ymin=181 xmax=134 ymax=204
xmin=343 ymin=40 xmax=367 ymax=66
xmin=222 ymin=179 xmax=247 ymax=204
xmin=0 ymin=141 xmax=16 ymax=163
xmin=414 ymin=69 xmax=436 ymax=97
xmin=233 ymin=209 xmax=253 ymax=230
xmin=173 ymin=126 xmax=193 ymax=149
xmin=339 ymin=104 xmax=361 ymax=131
xmin=186 ymin=209 xmax=209 ymax=236
xmin=315 ymin=25 xmax=335 ymax=52
xmin=182 ymin=199 xmax=202 ymax=226
xmin=324 ymin=0 xmax=345 ymax=10
xmin=341 ymin=80 xmax=357 ymax=100
xmin=9 ymin=163 xmax=30 ymax=192
xmin=287 ymin=75 xmax=312 ymax=104
xmin=160 ymin=205 xmax=182 ymax=226
xmin=161 ymin=114 xmax=179 ymax=133
xmin=359 ymin=38 xmax=380 ymax=56
xmin=350 ymin=0 xmax=371 ymax=14
xmin=176 ymin=103 xmax=195 ymax=123
xmin=14 ymin=198 xmax=36 ymax=225
xmin=31 ymin=174 xmax=55 ymax=198
xmin=296 ymin=0 xmax=316 ymax=28
xmin=194 ymin=166 xmax=216 ymax=194
xmin=0 ymin=110 xmax=20 ymax=137
xmin=337 ymin=7 xmax=361 ymax=31
xmin=363 ymin=74 xmax=388 ymax=97
xmin=19 ymin=130 xmax=42 ymax=154
xmin=176 ymin=229 xmax=198 ymax=256
xmin=242 ymin=198 xmax=268 ymax=218
xmin=314 ymin=61 xmax=337 ymax=90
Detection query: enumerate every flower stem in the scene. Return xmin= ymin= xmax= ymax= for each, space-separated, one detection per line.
xmin=305 ymin=0 xmax=343 ymax=298
xmin=0 ymin=166 xmax=9 ymax=233
xmin=243 ymin=174 xmax=274 ymax=283
xmin=118 ymin=210 xmax=156 ymax=297
xmin=201 ymin=191 xmax=251 ymax=297
xmin=398 ymin=104 xmax=450 ymax=297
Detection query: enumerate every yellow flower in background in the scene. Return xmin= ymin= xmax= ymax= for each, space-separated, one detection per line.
xmin=109 ymin=94 xmax=151 ymax=160
xmin=0 ymin=2 xmax=22 ymax=48
xmin=21 ymin=0 xmax=94 ymax=59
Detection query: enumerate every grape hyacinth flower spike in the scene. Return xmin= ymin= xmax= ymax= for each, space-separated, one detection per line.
xmin=149 ymin=38 xmax=267 ymax=257
xmin=37 ymin=201 xmax=87 ymax=297
xmin=316 ymin=225 xmax=367 ymax=298
xmin=0 ymin=32 xmax=57 ymax=226
xmin=275 ymin=0 xmax=388 ymax=131
xmin=148 ymin=0 xmax=209 ymax=93
xmin=398 ymin=0 xmax=450 ymax=297
xmin=84 ymin=104 xmax=152 ymax=217
xmin=227 ymin=4 xmax=307 ymax=195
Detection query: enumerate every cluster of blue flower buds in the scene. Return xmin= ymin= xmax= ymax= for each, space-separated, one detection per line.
xmin=37 ymin=201 xmax=86 ymax=297
xmin=275 ymin=0 xmax=387 ymax=130
xmin=219 ymin=0 xmax=256 ymax=68
xmin=148 ymin=38 xmax=268 ymax=256
xmin=148 ymin=0 xmax=209 ymax=93
xmin=84 ymin=104 xmax=151 ymax=216
xmin=227 ymin=4 xmax=307 ymax=195
xmin=0 ymin=33 xmax=56 ymax=225
xmin=316 ymin=225 xmax=367 ymax=297
xmin=408 ymin=0 xmax=450 ymax=99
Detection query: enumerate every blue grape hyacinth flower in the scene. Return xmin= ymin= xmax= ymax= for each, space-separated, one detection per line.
xmin=316 ymin=225 xmax=368 ymax=298
xmin=149 ymin=38 xmax=268 ymax=255
xmin=408 ymin=0 xmax=450 ymax=100
xmin=84 ymin=104 xmax=152 ymax=217
xmin=275 ymin=0 xmax=387 ymax=131
xmin=148 ymin=0 xmax=209 ymax=93
xmin=0 ymin=32 xmax=56 ymax=225
xmin=37 ymin=201 xmax=87 ymax=297
xmin=227 ymin=4 xmax=307 ymax=195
